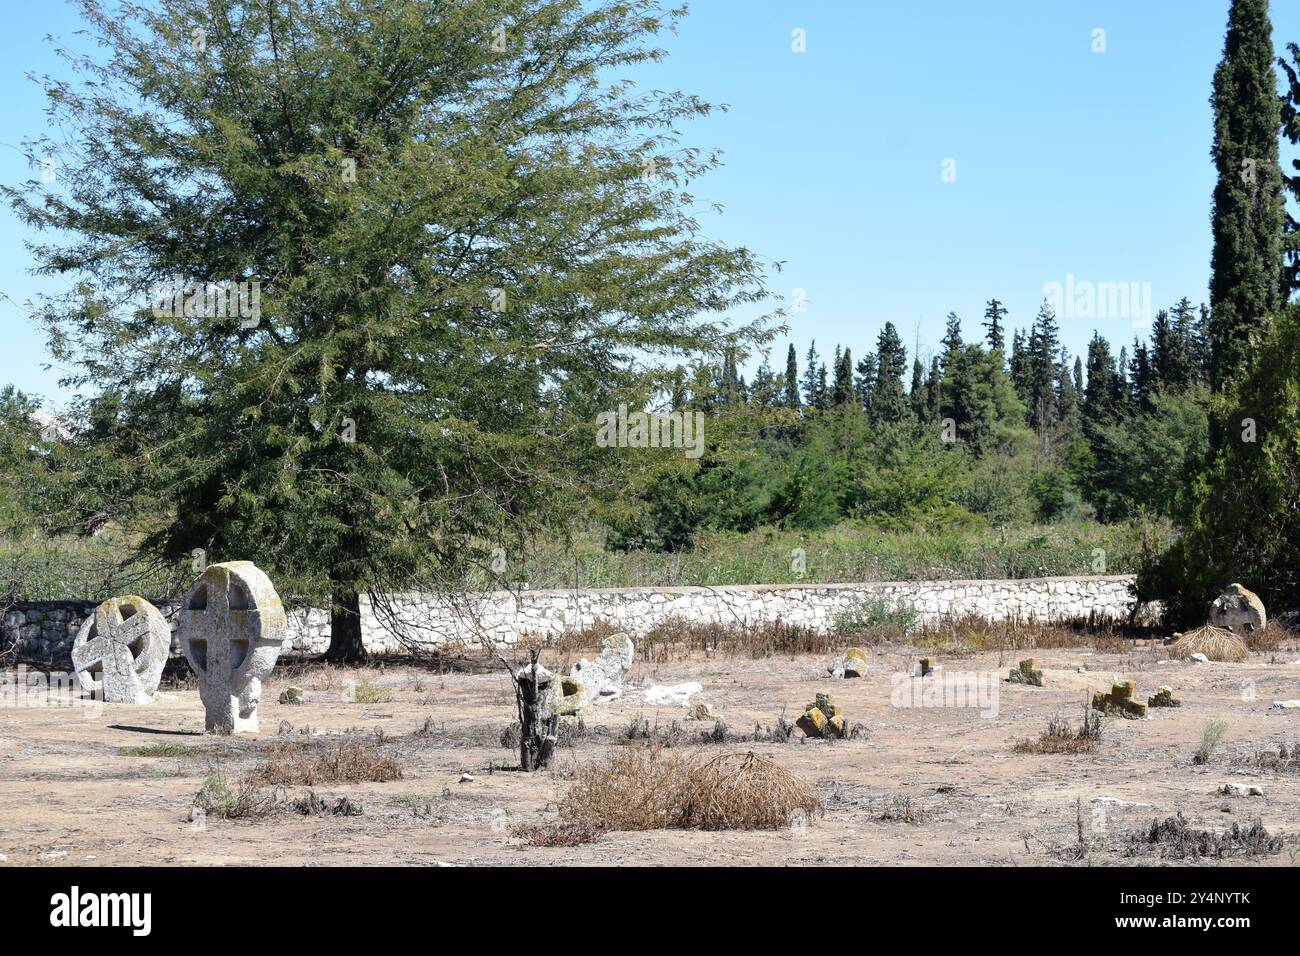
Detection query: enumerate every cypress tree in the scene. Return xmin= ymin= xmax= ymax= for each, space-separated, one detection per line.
xmin=1209 ymin=0 xmax=1286 ymax=391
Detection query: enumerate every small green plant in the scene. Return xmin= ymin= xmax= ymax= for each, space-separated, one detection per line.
xmin=1194 ymin=718 xmax=1229 ymax=765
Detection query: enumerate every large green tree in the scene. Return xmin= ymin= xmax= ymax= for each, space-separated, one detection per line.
xmin=6 ymin=0 xmax=772 ymax=660
xmin=1208 ymin=0 xmax=1286 ymax=392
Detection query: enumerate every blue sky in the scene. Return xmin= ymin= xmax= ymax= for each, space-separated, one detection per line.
xmin=3 ymin=0 xmax=1299 ymax=408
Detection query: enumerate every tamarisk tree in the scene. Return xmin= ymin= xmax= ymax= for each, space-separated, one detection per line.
xmin=5 ymin=0 xmax=772 ymax=661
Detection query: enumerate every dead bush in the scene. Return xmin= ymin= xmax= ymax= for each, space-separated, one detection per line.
xmin=1014 ymin=705 xmax=1103 ymax=754
xmin=1123 ymin=812 xmax=1283 ymax=859
xmin=292 ymin=788 xmax=364 ymax=816
xmin=875 ymin=794 xmax=927 ymax=824
xmin=560 ymin=748 xmax=820 ymax=831
xmin=249 ymin=739 xmax=402 ymax=786
xmin=192 ymin=767 xmax=279 ymax=820
xmin=1237 ymin=741 xmax=1300 ymax=772
xmin=511 ymin=820 xmax=603 ymax=847
xmin=1247 ymin=620 xmax=1294 ymax=653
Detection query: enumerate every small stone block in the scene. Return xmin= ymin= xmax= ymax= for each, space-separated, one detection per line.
xmin=797 ymin=707 xmax=828 ymax=738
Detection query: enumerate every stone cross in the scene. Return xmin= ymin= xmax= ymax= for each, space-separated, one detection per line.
xmin=71 ymin=596 xmax=170 ymax=705
xmin=178 ymin=562 xmax=287 ymax=734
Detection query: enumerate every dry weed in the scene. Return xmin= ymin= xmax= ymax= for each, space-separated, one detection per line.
xmin=560 ymin=747 xmax=820 ymax=831
xmin=249 ymin=738 xmax=402 ymax=786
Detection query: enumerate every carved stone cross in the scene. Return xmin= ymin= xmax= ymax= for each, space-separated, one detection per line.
xmin=178 ymin=562 xmax=287 ymax=733
xmin=71 ymin=596 xmax=170 ymax=705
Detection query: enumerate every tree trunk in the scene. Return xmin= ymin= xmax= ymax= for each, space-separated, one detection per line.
xmin=516 ymin=655 xmax=557 ymax=771
xmin=325 ymin=586 xmax=367 ymax=663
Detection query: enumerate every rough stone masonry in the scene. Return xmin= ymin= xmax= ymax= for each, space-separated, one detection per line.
xmin=5 ymin=573 xmax=1143 ymax=664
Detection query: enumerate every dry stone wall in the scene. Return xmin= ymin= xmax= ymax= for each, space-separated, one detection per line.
xmin=4 ymin=574 xmax=1139 ymax=665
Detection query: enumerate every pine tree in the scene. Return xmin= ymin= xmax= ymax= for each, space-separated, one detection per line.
xmin=1083 ymin=333 xmax=1123 ymax=434
xmin=909 ymin=358 xmax=927 ymax=420
xmin=750 ymin=357 xmax=777 ymax=409
xmin=1166 ymin=298 xmax=1201 ymax=389
xmin=802 ymin=341 xmax=823 ymax=409
xmin=832 ymin=347 xmax=854 ymax=407
xmin=1009 ymin=328 xmax=1030 ymax=403
xmin=870 ymin=323 xmax=910 ymax=424
xmin=854 ymin=352 xmax=877 ymax=412
xmin=982 ymin=299 xmax=1008 ymax=356
xmin=940 ymin=312 xmax=963 ymax=372
xmin=1129 ymin=339 xmax=1154 ymax=411
xmin=925 ymin=356 xmax=942 ymax=421
xmin=1025 ymin=301 xmax=1061 ymax=449
xmin=1209 ymin=0 xmax=1286 ymax=391
xmin=784 ymin=344 xmax=801 ymax=409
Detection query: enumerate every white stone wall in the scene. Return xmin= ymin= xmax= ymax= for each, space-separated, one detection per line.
xmin=5 ymin=574 xmax=1140 ymax=663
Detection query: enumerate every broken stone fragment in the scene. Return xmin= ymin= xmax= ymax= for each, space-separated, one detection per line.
xmin=1120 ymin=698 xmax=1148 ymax=719
xmin=830 ymin=646 xmax=869 ymax=679
xmin=796 ymin=706 xmax=828 ymax=738
xmin=1209 ymin=583 xmax=1266 ymax=636
xmin=1009 ymin=659 xmax=1044 ymax=686
xmin=1148 ymin=686 xmax=1180 ymax=708
xmin=278 ymin=686 xmax=304 ymax=705
xmin=1092 ymin=684 xmax=1149 ymax=719
xmin=689 ymin=702 xmax=718 ymax=721
xmin=1219 ymin=783 xmax=1264 ymax=797
xmin=569 ymin=632 xmax=633 ymax=704
xmin=1111 ymin=680 xmax=1137 ymax=701
xmin=553 ymin=675 xmax=587 ymax=716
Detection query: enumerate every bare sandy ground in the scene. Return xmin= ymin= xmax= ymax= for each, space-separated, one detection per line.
xmin=2 ymin=641 xmax=1298 ymax=867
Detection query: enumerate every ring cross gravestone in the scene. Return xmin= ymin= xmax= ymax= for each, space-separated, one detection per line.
xmin=178 ymin=562 xmax=287 ymax=733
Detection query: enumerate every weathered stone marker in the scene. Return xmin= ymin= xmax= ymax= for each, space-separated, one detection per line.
xmin=178 ymin=562 xmax=287 ymax=734
xmin=71 ymin=596 xmax=170 ymax=704
xmin=1209 ymin=583 xmax=1266 ymax=635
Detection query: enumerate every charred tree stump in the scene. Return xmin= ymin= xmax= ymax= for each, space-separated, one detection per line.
xmin=501 ymin=648 xmax=558 ymax=771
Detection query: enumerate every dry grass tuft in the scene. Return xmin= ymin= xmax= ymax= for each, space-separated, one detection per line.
xmin=1168 ymin=625 xmax=1248 ymax=663
xmin=511 ymin=820 xmax=603 ymax=847
xmin=560 ymin=747 xmax=820 ymax=831
xmin=249 ymin=739 xmax=402 ymax=786
xmin=353 ymin=681 xmax=393 ymax=704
